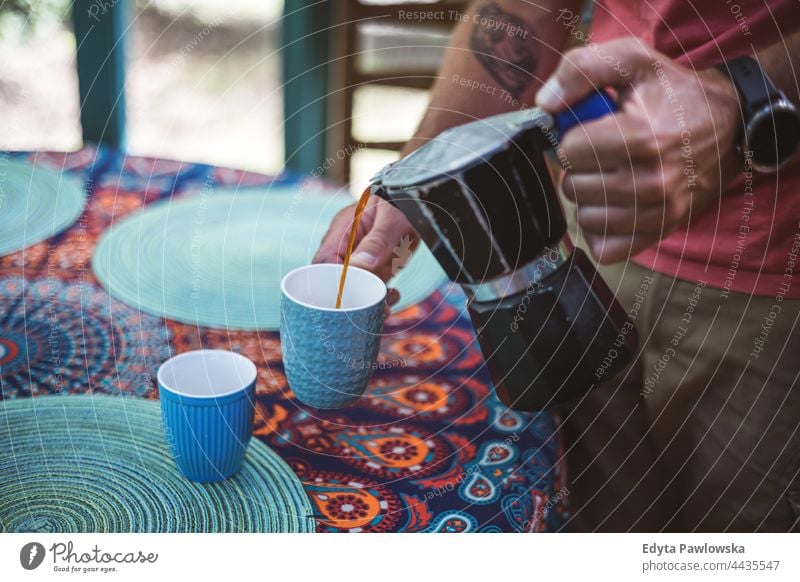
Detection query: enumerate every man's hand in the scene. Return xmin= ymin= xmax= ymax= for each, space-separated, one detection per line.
xmin=313 ymin=196 xmax=415 ymax=309
xmin=536 ymin=37 xmax=742 ymax=264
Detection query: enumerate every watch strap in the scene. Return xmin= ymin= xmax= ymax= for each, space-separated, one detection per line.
xmin=715 ymin=56 xmax=781 ymax=117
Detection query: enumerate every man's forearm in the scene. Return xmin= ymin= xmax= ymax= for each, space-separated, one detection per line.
xmin=402 ymin=0 xmax=579 ymax=155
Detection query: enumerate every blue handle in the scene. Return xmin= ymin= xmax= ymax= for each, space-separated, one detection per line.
xmin=554 ymin=90 xmax=617 ymax=136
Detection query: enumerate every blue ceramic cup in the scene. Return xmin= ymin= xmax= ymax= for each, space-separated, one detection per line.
xmin=157 ymin=349 xmax=257 ymax=482
xmin=281 ymin=264 xmax=386 ymax=409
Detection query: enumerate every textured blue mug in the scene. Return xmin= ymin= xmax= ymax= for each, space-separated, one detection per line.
xmin=157 ymin=349 xmax=257 ymax=482
xmin=281 ymin=264 xmax=386 ymax=409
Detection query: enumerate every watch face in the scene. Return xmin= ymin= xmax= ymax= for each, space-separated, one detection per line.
xmin=749 ymin=100 xmax=800 ymax=170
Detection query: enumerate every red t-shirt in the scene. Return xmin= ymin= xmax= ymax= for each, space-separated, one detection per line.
xmin=592 ymin=0 xmax=800 ymax=298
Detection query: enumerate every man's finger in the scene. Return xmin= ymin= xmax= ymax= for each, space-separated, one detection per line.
xmin=536 ymin=37 xmax=652 ymax=112
xmin=562 ymin=167 xmax=663 ymax=205
xmin=564 ymin=166 xmax=672 ymax=206
xmin=383 ymin=288 xmax=400 ymax=318
xmin=577 ymin=204 xmax=668 ymax=236
xmin=560 ymin=114 xmax=658 ymax=171
xmin=387 ymin=287 xmax=400 ymax=307
xmin=562 ymin=171 xmax=626 ymax=205
xmin=313 ymin=205 xmax=358 ymax=264
xmin=352 ymin=206 xmax=414 ymax=280
xmin=350 ymin=228 xmax=399 ymax=281
xmin=584 ymin=232 xmax=658 ymax=264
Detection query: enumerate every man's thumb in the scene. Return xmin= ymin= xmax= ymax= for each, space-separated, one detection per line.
xmin=350 ymin=232 xmax=394 ymax=271
xmin=536 ymin=37 xmax=650 ymax=112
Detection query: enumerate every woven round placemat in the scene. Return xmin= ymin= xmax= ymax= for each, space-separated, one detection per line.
xmin=0 ymin=159 xmax=86 ymax=257
xmin=0 ymin=395 xmax=314 ymax=533
xmin=92 ymin=187 xmax=447 ymax=330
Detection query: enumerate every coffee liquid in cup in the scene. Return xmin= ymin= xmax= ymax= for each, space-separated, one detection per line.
xmin=335 ymin=187 xmax=372 ymax=309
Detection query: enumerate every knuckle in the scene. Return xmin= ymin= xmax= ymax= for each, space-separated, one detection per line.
xmin=566 ymin=47 xmax=593 ymax=73
xmin=620 ymin=37 xmax=652 ymax=61
xmin=635 ymin=134 xmax=660 ymax=159
xmin=654 ymin=171 xmax=671 ymax=196
xmin=561 ymin=174 xmax=578 ymax=200
xmin=359 ymin=236 xmax=390 ymax=256
xmin=582 ymin=207 xmax=612 ymax=234
xmin=661 ymin=165 xmax=683 ymax=190
xmin=576 ymin=206 xmax=596 ymax=227
xmin=333 ymin=204 xmax=356 ymax=221
xmin=334 ymin=205 xmax=355 ymax=222
xmin=665 ymin=193 xmax=688 ymax=224
xmin=636 ymin=174 xmax=664 ymax=203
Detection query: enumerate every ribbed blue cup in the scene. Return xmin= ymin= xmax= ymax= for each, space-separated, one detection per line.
xmin=157 ymin=350 xmax=257 ymax=482
xmin=281 ymin=264 xmax=386 ymax=409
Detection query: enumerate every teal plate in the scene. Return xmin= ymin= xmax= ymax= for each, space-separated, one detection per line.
xmin=0 ymin=159 xmax=87 ymax=256
xmin=92 ymin=187 xmax=447 ymax=330
xmin=0 ymin=395 xmax=315 ymax=533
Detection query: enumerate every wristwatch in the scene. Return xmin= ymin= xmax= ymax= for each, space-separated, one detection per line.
xmin=716 ymin=55 xmax=800 ymax=172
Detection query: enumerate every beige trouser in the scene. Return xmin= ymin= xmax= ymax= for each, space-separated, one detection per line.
xmin=559 ymin=260 xmax=800 ymax=532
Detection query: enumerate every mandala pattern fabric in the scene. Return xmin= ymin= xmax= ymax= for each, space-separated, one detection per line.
xmin=0 ymin=277 xmax=170 ymax=399
xmin=0 ymin=148 xmax=568 ymax=532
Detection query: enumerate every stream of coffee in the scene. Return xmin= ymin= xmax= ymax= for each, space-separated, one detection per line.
xmin=335 ymin=186 xmax=372 ymax=309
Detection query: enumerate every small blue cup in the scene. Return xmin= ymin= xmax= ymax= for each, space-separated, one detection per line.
xmin=281 ymin=264 xmax=386 ymax=409
xmin=157 ymin=349 xmax=257 ymax=482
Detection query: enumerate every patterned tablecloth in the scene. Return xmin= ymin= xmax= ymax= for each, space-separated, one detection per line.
xmin=0 ymin=147 xmax=567 ymax=532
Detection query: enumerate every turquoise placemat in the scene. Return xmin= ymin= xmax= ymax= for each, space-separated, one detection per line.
xmin=92 ymin=187 xmax=447 ymax=330
xmin=0 ymin=159 xmax=87 ymax=256
xmin=0 ymin=395 xmax=314 ymax=533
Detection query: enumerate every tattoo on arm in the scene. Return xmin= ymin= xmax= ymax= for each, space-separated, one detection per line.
xmin=469 ymin=1 xmax=538 ymax=99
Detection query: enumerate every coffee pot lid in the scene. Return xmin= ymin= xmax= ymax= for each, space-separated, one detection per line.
xmin=376 ymin=108 xmax=555 ymax=190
